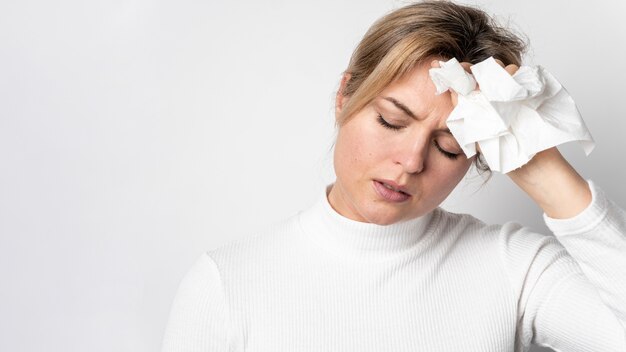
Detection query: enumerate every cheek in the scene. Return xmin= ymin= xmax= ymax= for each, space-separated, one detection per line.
xmin=450 ymin=160 xmax=472 ymax=187
xmin=430 ymin=158 xmax=472 ymax=191
xmin=334 ymin=122 xmax=378 ymax=174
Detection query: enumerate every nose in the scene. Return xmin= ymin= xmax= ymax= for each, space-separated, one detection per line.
xmin=394 ymin=132 xmax=429 ymax=174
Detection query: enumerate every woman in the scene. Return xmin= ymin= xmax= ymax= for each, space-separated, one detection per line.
xmin=162 ymin=1 xmax=626 ymax=351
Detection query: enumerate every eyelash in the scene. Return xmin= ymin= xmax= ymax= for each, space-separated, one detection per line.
xmin=434 ymin=140 xmax=459 ymax=160
xmin=378 ymin=115 xmax=404 ymax=131
xmin=376 ymin=115 xmax=403 ymax=130
xmin=376 ymin=115 xmax=459 ymax=160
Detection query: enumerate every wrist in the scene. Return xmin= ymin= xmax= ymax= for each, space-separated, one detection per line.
xmin=507 ymin=148 xmax=591 ymax=219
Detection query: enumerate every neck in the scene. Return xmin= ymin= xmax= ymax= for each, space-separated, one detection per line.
xmin=297 ymin=183 xmax=439 ymax=262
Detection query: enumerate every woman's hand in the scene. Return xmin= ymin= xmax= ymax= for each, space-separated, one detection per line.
xmin=432 ymin=58 xmax=592 ymax=219
xmin=506 ymin=146 xmax=591 ymax=219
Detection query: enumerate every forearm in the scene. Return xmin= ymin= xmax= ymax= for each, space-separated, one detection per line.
xmin=506 ymin=147 xmax=591 ymax=219
xmin=542 ymin=180 xmax=626 ymax=332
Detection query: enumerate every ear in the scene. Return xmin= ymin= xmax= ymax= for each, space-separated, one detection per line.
xmin=335 ymin=72 xmax=351 ymax=118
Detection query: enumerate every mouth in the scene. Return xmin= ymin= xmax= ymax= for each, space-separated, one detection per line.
xmin=373 ymin=180 xmax=412 ymax=203
xmin=374 ymin=179 xmax=412 ymax=196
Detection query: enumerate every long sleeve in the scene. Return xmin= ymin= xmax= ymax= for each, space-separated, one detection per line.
xmin=161 ymin=252 xmax=230 ymax=352
xmin=518 ymin=180 xmax=626 ymax=351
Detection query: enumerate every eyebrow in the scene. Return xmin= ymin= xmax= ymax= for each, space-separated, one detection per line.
xmin=382 ymin=96 xmax=452 ymax=134
xmin=383 ymin=96 xmax=417 ymax=120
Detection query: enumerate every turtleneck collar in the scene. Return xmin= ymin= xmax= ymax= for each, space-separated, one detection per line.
xmin=297 ymin=183 xmax=439 ymax=262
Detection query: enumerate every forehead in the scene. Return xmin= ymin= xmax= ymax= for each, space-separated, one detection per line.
xmin=377 ymin=61 xmax=453 ymax=125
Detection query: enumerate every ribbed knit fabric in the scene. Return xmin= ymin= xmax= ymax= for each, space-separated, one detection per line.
xmin=161 ymin=180 xmax=626 ymax=352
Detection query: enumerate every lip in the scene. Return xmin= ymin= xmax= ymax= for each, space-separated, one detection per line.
xmin=374 ymin=179 xmax=412 ymax=196
xmin=373 ymin=180 xmax=411 ymax=203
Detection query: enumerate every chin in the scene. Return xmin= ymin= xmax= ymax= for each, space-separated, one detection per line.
xmin=373 ymin=217 xmax=402 ymax=226
xmin=362 ymin=205 xmax=407 ymax=225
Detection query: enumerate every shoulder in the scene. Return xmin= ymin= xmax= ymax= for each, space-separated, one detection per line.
xmin=205 ymin=211 xmax=304 ymax=271
xmin=435 ymin=206 xmax=554 ymax=245
xmin=435 ymin=206 xmax=576 ymax=296
xmin=433 ymin=206 xmax=501 ymax=240
xmin=434 ymin=207 xmax=567 ymax=277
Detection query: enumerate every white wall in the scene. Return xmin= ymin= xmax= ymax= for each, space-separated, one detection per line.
xmin=1 ymin=0 xmax=624 ymax=351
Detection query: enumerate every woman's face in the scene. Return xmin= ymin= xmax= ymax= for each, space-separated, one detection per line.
xmin=328 ymin=60 xmax=474 ymax=225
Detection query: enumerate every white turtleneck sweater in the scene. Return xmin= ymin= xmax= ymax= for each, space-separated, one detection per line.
xmin=161 ymin=180 xmax=626 ymax=351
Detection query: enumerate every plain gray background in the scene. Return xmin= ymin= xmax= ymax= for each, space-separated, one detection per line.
xmin=1 ymin=0 xmax=624 ymax=351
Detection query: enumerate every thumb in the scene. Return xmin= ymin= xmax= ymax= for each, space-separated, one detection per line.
xmin=450 ymin=89 xmax=458 ymax=107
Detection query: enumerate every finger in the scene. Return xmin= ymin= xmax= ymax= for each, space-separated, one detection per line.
xmin=504 ymin=64 xmax=519 ymax=76
xmin=450 ymin=89 xmax=458 ymax=107
xmin=431 ymin=59 xmax=440 ymax=68
xmin=494 ymin=58 xmax=505 ymax=67
xmin=460 ymin=62 xmax=472 ymax=73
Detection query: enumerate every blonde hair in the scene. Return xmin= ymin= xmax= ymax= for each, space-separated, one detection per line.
xmin=337 ymin=0 xmax=527 ymax=173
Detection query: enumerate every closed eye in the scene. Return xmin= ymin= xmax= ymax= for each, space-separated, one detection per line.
xmin=378 ymin=114 xmax=460 ymax=160
xmin=377 ymin=115 xmax=404 ymax=130
xmin=433 ymin=140 xmax=459 ymax=160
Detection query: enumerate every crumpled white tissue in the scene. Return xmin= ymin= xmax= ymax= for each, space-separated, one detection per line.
xmin=428 ymin=56 xmax=595 ymax=173
xmin=428 ymin=57 xmax=477 ymax=95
